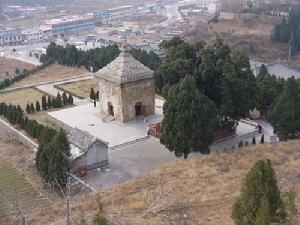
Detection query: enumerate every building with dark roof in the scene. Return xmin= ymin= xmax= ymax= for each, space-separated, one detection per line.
xmin=68 ymin=128 xmax=108 ymax=171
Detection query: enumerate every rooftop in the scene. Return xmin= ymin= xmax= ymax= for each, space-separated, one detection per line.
xmin=94 ymin=46 xmax=154 ymax=85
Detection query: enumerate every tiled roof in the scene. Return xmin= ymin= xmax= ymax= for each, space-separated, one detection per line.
xmin=94 ymin=49 xmax=154 ymax=85
xmin=68 ymin=128 xmax=107 ymax=152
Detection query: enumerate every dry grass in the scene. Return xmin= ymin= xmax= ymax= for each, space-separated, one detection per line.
xmin=31 ymin=140 xmax=300 ymax=225
xmin=0 ymin=88 xmax=47 ymax=109
xmin=0 ymin=141 xmax=62 ymax=225
xmin=56 ymin=78 xmax=98 ymax=99
xmin=11 ymin=63 xmax=89 ymax=88
xmin=0 ymin=58 xmax=34 ymax=79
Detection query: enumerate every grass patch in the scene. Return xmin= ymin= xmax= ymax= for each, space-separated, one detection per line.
xmin=11 ymin=63 xmax=89 ymax=88
xmin=0 ymin=88 xmax=48 ymax=109
xmin=0 ymin=58 xmax=34 ymax=80
xmin=55 ymin=78 xmax=98 ymax=99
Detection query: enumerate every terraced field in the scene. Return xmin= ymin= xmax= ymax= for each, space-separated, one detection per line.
xmin=0 ymin=164 xmax=50 ymax=216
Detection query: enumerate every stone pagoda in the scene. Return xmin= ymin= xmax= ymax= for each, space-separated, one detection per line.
xmin=94 ymin=41 xmax=155 ymax=123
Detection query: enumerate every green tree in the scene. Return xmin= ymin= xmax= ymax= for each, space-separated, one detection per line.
xmin=47 ymin=129 xmax=70 ymax=187
xmin=68 ymin=94 xmax=74 ymax=105
xmin=56 ymin=93 xmax=62 ymax=108
xmin=270 ymin=77 xmax=300 ymax=141
xmin=26 ymin=104 xmax=31 ymax=114
xmin=232 ymin=160 xmax=286 ymax=225
xmin=252 ymin=136 xmax=256 ymax=145
xmin=62 ymin=92 xmax=68 ymax=105
xmin=36 ymin=101 xmax=41 ymax=112
xmin=260 ymin=134 xmax=264 ymax=144
xmin=160 ymin=76 xmax=218 ymax=158
xmin=90 ymin=88 xmax=95 ymax=100
xmin=42 ymin=96 xmax=47 ymax=110
xmin=30 ymin=103 xmax=35 ymax=113
xmin=47 ymin=96 xmax=52 ymax=108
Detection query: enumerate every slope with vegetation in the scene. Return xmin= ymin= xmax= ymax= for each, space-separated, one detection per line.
xmin=21 ymin=140 xmax=300 ymax=225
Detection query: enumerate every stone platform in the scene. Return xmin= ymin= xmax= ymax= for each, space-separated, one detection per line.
xmin=48 ymin=100 xmax=164 ymax=148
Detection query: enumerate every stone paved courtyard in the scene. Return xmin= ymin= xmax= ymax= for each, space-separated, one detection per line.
xmin=49 ymin=100 xmax=164 ymax=148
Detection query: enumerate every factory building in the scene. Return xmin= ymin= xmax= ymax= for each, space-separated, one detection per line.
xmin=44 ymin=16 xmax=95 ymax=36
xmin=98 ymin=6 xmax=135 ymax=27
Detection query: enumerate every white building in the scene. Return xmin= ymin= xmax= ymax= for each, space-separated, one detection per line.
xmin=22 ymin=28 xmax=44 ymax=43
xmin=98 ymin=6 xmax=135 ymax=27
xmin=0 ymin=28 xmax=22 ymax=46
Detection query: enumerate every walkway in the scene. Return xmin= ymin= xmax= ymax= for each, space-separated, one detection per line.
xmin=35 ymin=75 xmax=93 ymax=106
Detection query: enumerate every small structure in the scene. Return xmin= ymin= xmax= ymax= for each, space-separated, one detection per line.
xmin=68 ymin=128 xmax=108 ymax=172
xmin=94 ymin=39 xmax=155 ymax=123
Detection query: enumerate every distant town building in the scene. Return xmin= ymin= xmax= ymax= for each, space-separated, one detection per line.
xmin=22 ymin=28 xmax=44 ymax=43
xmin=44 ymin=16 xmax=95 ymax=36
xmin=97 ymin=6 xmax=135 ymax=27
xmin=94 ymin=40 xmax=155 ymax=123
xmin=0 ymin=28 xmax=22 ymax=46
xmin=68 ymin=128 xmax=108 ymax=172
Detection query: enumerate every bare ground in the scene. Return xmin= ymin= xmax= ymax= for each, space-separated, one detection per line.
xmin=0 ymin=58 xmax=34 ymax=80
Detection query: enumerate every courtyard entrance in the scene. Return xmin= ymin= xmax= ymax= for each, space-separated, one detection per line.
xmin=108 ymin=102 xmax=114 ymax=117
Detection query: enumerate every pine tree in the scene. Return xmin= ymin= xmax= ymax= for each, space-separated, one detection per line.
xmin=30 ymin=103 xmax=35 ymax=113
xmin=36 ymin=101 xmax=41 ymax=112
xmin=232 ymin=160 xmax=286 ymax=225
xmin=42 ymin=96 xmax=47 ymax=110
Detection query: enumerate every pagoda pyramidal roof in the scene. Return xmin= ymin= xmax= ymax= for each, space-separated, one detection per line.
xmin=94 ymin=43 xmax=154 ymax=85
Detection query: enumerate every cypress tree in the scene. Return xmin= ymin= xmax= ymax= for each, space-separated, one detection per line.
xmin=0 ymin=103 xmax=4 ymax=115
xmin=252 ymin=136 xmax=256 ymax=145
xmin=56 ymin=93 xmax=62 ymax=107
xmin=36 ymin=101 xmax=41 ymax=112
xmin=238 ymin=141 xmax=243 ymax=148
xmin=47 ymin=96 xmax=52 ymax=108
xmin=52 ymin=98 xmax=57 ymax=108
xmin=47 ymin=130 xmax=70 ymax=187
xmin=30 ymin=103 xmax=35 ymax=113
xmin=232 ymin=160 xmax=286 ymax=225
xmin=42 ymin=96 xmax=47 ymax=110
xmin=62 ymin=92 xmax=68 ymax=105
xmin=17 ymin=105 xmax=22 ymax=115
xmin=24 ymin=116 xmax=28 ymax=129
xmin=260 ymin=134 xmax=265 ymax=144
xmin=16 ymin=113 xmax=22 ymax=125
xmin=96 ymin=91 xmax=99 ymax=100
xmin=68 ymin=94 xmax=74 ymax=105
xmin=26 ymin=104 xmax=31 ymax=113
xmin=90 ymin=88 xmax=95 ymax=100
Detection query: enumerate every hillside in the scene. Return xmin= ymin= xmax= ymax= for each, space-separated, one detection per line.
xmin=25 ymin=140 xmax=300 ymax=225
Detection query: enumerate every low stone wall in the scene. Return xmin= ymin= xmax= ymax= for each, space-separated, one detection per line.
xmin=0 ymin=118 xmax=38 ymax=150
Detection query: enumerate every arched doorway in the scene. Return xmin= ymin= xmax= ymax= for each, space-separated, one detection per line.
xmin=135 ymin=102 xmax=143 ymax=117
xmin=108 ymin=102 xmax=114 ymax=116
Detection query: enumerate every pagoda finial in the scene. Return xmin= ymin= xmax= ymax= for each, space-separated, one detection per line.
xmin=120 ymin=36 xmax=129 ymax=52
